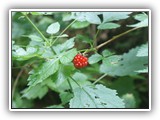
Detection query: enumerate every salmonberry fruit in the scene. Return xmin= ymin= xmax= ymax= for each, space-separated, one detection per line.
xmin=73 ymin=54 xmax=88 ymax=69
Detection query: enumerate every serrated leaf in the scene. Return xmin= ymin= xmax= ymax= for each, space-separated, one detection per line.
xmin=122 ymin=93 xmax=136 ymax=108
xmin=53 ymin=37 xmax=75 ymax=54
xmin=28 ymin=58 xmax=59 ymax=86
xmin=52 ymin=72 xmax=91 ymax=92
xmin=46 ymin=22 xmax=60 ymax=34
xmin=22 ymin=84 xmax=48 ymax=99
xmin=88 ymin=53 xmax=103 ymax=64
xmin=136 ymin=43 xmax=148 ymax=57
xmin=52 ymin=64 xmax=72 ymax=86
xmin=100 ymin=45 xmax=148 ymax=76
xmin=103 ymin=12 xmax=132 ymax=23
xmin=60 ymin=48 xmax=77 ymax=64
xmin=71 ymin=21 xmax=90 ymax=29
xmin=85 ymin=12 xmax=101 ymax=24
xmin=98 ymin=22 xmax=120 ymax=30
xmin=70 ymin=84 xmax=125 ymax=108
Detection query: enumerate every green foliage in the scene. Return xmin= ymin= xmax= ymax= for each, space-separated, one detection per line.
xmin=88 ymin=53 xmax=103 ymax=64
xmin=71 ymin=21 xmax=90 ymax=29
xmin=70 ymin=84 xmax=125 ymax=108
xmin=12 ymin=11 xmax=149 ymax=109
xmin=22 ymin=83 xmax=48 ymax=99
xmin=23 ymin=34 xmax=43 ymax=42
xmin=46 ymin=22 xmax=60 ymax=34
xmin=53 ymin=37 xmax=75 ymax=54
xmin=122 ymin=93 xmax=136 ymax=108
xmin=127 ymin=13 xmax=148 ymax=28
xmin=12 ymin=46 xmax=41 ymax=61
xmin=27 ymin=59 xmax=59 ymax=86
xmin=102 ymin=12 xmax=132 ymax=23
xmin=100 ymin=43 xmax=148 ymax=76
xmin=98 ymin=23 xmax=120 ymax=30
xmin=136 ymin=43 xmax=148 ymax=57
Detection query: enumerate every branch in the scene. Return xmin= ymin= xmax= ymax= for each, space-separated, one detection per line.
xmin=24 ymin=14 xmax=48 ymax=42
xmin=12 ymin=68 xmax=24 ymax=99
xmin=96 ymin=27 xmax=139 ymax=50
xmin=83 ymin=27 xmax=140 ymax=54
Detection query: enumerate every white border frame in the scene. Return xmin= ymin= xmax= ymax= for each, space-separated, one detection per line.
xmin=9 ymin=9 xmax=151 ymax=111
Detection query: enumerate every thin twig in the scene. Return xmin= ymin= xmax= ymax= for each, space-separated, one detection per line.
xmin=67 ymin=78 xmax=73 ymax=93
xmin=83 ymin=27 xmax=140 ymax=54
xmin=24 ymin=14 xmax=48 ymax=42
xmin=96 ymin=27 xmax=139 ymax=50
xmin=93 ymin=73 xmax=108 ymax=85
xmin=51 ymin=19 xmax=77 ymax=46
xmin=12 ymin=68 xmax=24 ymax=99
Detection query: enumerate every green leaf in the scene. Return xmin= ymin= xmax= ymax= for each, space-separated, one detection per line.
xmin=134 ymin=13 xmax=148 ymax=21
xmin=60 ymin=48 xmax=78 ymax=64
xmin=85 ymin=12 xmax=101 ymax=24
xmin=21 ymin=12 xmax=29 ymax=15
xmin=30 ymin=12 xmax=54 ymax=15
xmin=22 ymin=34 xmax=43 ymax=42
xmin=46 ymin=22 xmax=60 ymax=34
xmin=60 ymin=92 xmax=73 ymax=105
xmin=53 ymin=37 xmax=75 ymax=54
xmin=46 ymin=105 xmax=64 ymax=108
xmin=102 ymin=55 xmax=122 ymax=67
xmin=135 ymin=67 xmax=148 ymax=73
xmin=136 ymin=43 xmax=148 ymax=57
xmin=52 ymin=72 xmax=91 ymax=92
xmin=70 ymin=12 xmax=101 ymax=24
xmin=122 ymin=93 xmax=136 ymax=108
xmin=102 ymin=49 xmax=114 ymax=57
xmin=72 ymin=72 xmax=88 ymax=81
xmin=12 ymin=47 xmax=41 ymax=61
xmin=127 ymin=14 xmax=148 ymax=28
xmin=22 ymin=84 xmax=48 ymax=99
xmin=98 ymin=22 xmax=120 ymax=30
xmin=70 ymin=84 xmax=125 ymax=108
xmin=88 ymin=53 xmax=103 ymax=64
xmin=28 ymin=58 xmax=59 ymax=86
xmin=100 ymin=45 xmax=148 ymax=76
xmin=71 ymin=12 xmax=86 ymax=22
xmin=71 ymin=21 xmax=90 ymax=29
xmin=52 ymin=64 xmax=72 ymax=86
xmin=103 ymin=12 xmax=132 ymax=23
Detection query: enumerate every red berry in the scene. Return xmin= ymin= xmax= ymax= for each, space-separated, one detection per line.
xmin=73 ymin=54 xmax=88 ymax=69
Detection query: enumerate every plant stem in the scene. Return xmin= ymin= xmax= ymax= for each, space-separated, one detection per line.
xmin=96 ymin=27 xmax=139 ymax=50
xmin=83 ymin=27 xmax=140 ymax=54
xmin=24 ymin=14 xmax=48 ymax=42
xmin=93 ymin=73 xmax=108 ymax=85
xmin=67 ymin=78 xmax=73 ymax=93
xmin=12 ymin=68 xmax=24 ymax=99
xmin=51 ymin=19 xmax=77 ymax=46
xmin=93 ymin=29 xmax=100 ymax=47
